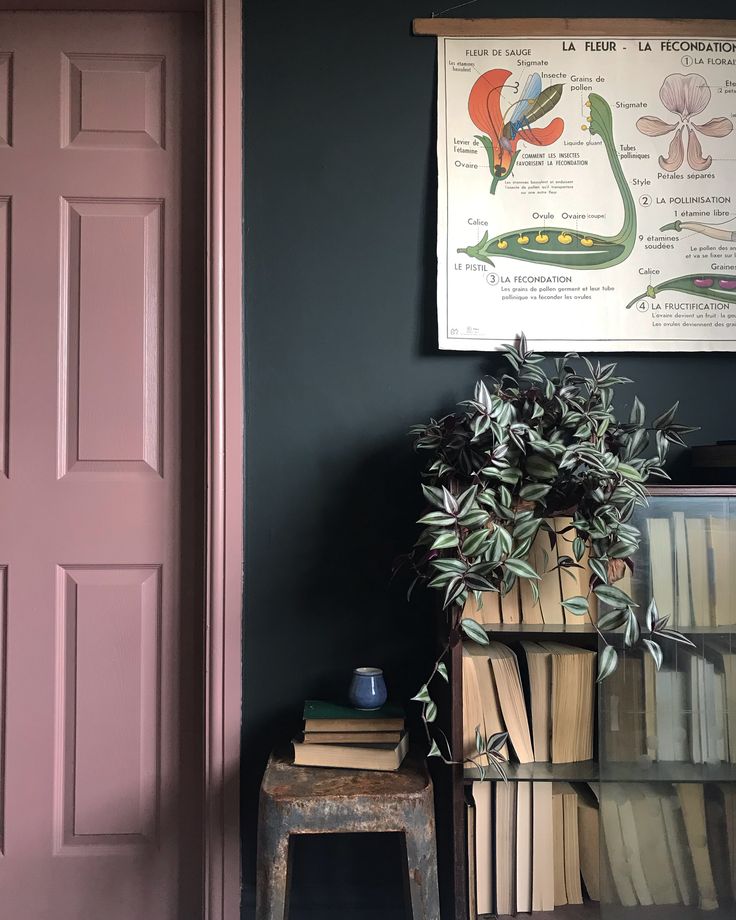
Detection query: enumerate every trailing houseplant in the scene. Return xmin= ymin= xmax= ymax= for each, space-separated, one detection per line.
xmin=403 ymin=335 xmax=697 ymax=777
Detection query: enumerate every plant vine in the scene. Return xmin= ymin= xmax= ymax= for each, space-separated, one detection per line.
xmin=402 ymin=335 xmax=697 ymax=777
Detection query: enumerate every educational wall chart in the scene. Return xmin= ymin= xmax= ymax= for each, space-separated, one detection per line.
xmin=437 ymin=34 xmax=736 ymax=351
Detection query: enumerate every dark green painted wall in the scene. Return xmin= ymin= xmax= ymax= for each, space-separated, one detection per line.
xmin=243 ymin=3 xmax=735 ymax=915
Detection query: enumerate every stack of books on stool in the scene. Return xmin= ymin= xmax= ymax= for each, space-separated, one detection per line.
xmin=292 ymin=700 xmax=408 ymax=771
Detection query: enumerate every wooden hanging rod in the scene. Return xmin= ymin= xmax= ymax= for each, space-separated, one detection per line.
xmin=413 ymin=18 xmax=736 ymax=38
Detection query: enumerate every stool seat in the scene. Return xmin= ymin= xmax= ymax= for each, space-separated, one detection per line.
xmin=256 ymin=752 xmax=440 ymax=920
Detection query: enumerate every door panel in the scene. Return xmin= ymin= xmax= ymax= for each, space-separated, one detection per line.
xmin=60 ymin=197 xmax=163 ymax=475
xmin=0 ymin=13 xmax=204 ymax=919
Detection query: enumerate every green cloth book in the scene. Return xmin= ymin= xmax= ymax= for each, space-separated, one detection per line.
xmin=303 ymin=700 xmax=405 ymax=732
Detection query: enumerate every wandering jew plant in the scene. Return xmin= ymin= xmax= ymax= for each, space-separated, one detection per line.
xmin=404 ymin=336 xmax=697 ymax=777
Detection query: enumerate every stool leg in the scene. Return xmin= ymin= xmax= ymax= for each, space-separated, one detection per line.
xmin=403 ymin=822 xmax=441 ymax=920
xmin=256 ymin=823 xmax=291 ymax=920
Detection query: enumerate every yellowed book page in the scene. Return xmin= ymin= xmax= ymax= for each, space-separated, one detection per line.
xmin=709 ymin=515 xmax=733 ymax=627
xmin=672 ymin=511 xmax=693 ymax=628
xmin=462 ymin=648 xmax=486 ymax=764
xmin=552 ymin=787 xmax=567 ymax=906
xmin=520 ymin=641 xmax=551 ymax=762
xmin=686 ymin=517 xmax=712 ymax=628
xmin=519 ymin=532 xmax=545 ymax=624
xmin=710 ymin=516 xmax=733 ymax=626
xmin=643 ymin=652 xmax=657 ymax=762
xmin=532 ymin=782 xmax=555 ymax=911
xmin=661 ymin=789 xmax=696 ymax=906
xmin=500 ymin=581 xmax=521 ymax=624
xmin=648 ymin=517 xmax=675 ymax=623
xmin=633 ymin=787 xmax=679 ymax=905
xmin=487 ymin=642 xmax=534 ymax=763
xmin=730 ymin=520 xmax=736 ymax=628
xmin=555 ymin=516 xmax=597 ymax=625
xmin=676 ymin=783 xmax=719 ymax=910
xmin=464 ymin=643 xmax=509 ymax=761
xmin=600 ymin=789 xmax=637 ymax=907
xmin=724 ymin=656 xmax=736 ymax=764
xmin=538 ymin=523 xmax=565 ymax=625
xmin=562 ymin=786 xmax=583 ymax=904
xmin=515 ymin=782 xmax=532 ymax=913
xmin=495 ymin=782 xmax=517 ymax=916
xmin=463 ymin=591 xmax=501 ymax=626
xmin=718 ymin=784 xmax=736 ymax=901
xmin=578 ymin=794 xmax=600 ymax=901
xmin=466 ymin=800 xmax=477 ymax=920
xmin=472 ymin=781 xmax=493 ymax=916
xmin=616 ymin=563 xmax=633 ymax=598
xmin=617 ymin=789 xmax=654 ymax=906
xmin=544 ymin=644 xmax=596 ymax=763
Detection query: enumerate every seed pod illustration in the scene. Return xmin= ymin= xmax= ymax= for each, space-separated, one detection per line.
xmin=626 ymin=275 xmax=736 ymax=309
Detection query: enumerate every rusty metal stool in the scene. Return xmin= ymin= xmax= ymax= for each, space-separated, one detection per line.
xmin=256 ymin=752 xmax=440 ymax=920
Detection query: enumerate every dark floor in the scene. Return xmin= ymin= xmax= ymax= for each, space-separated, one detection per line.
xmin=243 ymin=832 xmax=410 ymax=920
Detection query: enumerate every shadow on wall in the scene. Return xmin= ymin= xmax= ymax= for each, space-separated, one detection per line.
xmin=240 ymin=433 xmax=440 ymax=905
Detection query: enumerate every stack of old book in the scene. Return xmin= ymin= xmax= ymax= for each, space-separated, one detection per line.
xmin=462 ymin=516 xmax=608 ymax=626
xmin=467 ymin=780 xmax=736 ymax=916
xmin=602 ymin=640 xmax=736 ymax=766
xmin=647 ymin=510 xmax=736 ymax=627
xmin=292 ymin=700 xmax=408 ymax=771
xmin=463 ymin=640 xmax=596 ymax=765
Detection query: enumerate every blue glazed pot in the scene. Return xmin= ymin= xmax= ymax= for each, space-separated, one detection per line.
xmin=349 ymin=667 xmax=387 ymax=711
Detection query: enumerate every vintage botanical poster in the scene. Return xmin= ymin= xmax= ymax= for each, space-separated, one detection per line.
xmin=437 ymin=34 xmax=736 ymax=351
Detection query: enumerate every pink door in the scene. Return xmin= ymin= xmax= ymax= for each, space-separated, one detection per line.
xmin=0 ymin=13 xmax=204 ymax=918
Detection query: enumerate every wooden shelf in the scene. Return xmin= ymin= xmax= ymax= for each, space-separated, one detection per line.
xmin=496 ymin=906 xmax=736 ymax=920
xmin=465 ymin=760 xmax=736 ymax=784
xmin=597 ymin=908 xmax=736 ymax=920
xmin=445 ymin=487 xmax=736 ymax=920
xmin=598 ymin=760 xmax=736 ymax=784
xmin=465 ymin=760 xmax=598 ymax=783
xmin=496 ymin=903 xmax=597 ymax=919
xmin=481 ymin=622 xmax=736 ymax=635
xmin=481 ymin=623 xmax=596 ymax=634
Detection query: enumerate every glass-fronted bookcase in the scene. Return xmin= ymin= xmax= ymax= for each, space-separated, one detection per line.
xmin=445 ymin=487 xmax=736 ymax=920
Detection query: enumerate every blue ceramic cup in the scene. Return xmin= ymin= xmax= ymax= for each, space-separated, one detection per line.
xmin=349 ymin=667 xmax=387 ymax=711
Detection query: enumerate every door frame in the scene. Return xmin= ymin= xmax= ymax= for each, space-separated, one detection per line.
xmin=204 ymin=0 xmax=243 ymax=917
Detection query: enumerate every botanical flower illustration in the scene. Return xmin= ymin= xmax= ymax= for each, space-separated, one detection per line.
xmin=468 ymin=69 xmax=564 ymax=194
xmin=636 ymin=73 xmax=733 ymax=172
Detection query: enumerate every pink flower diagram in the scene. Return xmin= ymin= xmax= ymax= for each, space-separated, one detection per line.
xmin=636 ymin=73 xmax=733 ymax=172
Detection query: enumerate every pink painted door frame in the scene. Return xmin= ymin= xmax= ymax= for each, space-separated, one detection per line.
xmin=204 ymin=1 xmax=244 ymax=918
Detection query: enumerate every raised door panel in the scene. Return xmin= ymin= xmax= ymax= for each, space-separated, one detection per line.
xmin=61 ymin=53 xmax=165 ymax=150
xmin=55 ymin=566 xmax=160 ymax=853
xmin=59 ymin=198 xmax=162 ymax=477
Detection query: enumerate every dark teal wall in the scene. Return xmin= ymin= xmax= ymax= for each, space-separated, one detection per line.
xmin=243 ymin=3 xmax=735 ymax=916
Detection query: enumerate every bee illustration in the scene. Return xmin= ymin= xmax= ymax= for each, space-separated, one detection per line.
xmin=497 ymin=73 xmax=564 ymax=171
